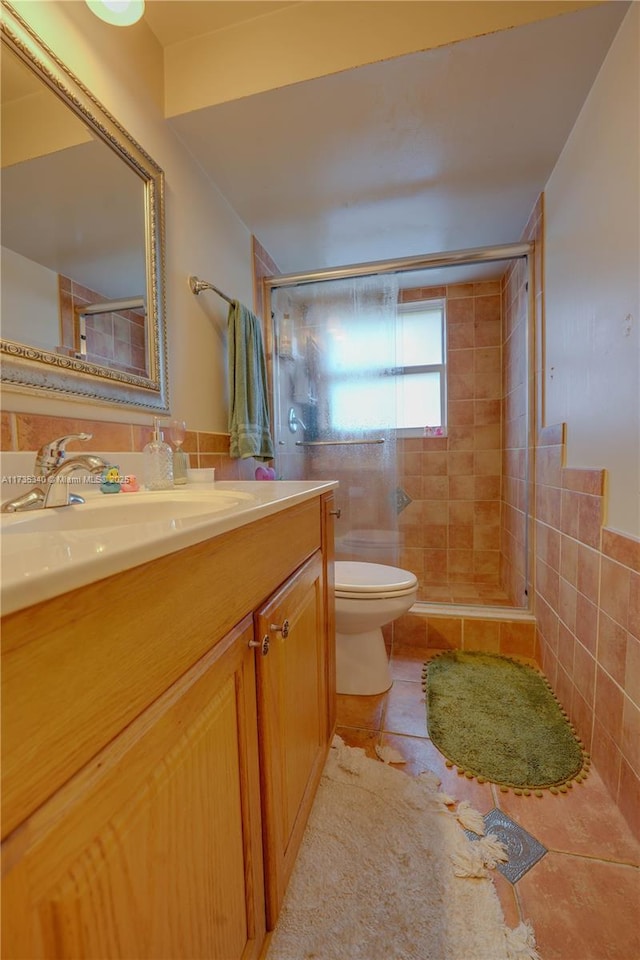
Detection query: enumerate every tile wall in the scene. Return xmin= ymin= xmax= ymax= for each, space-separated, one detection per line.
xmin=0 ymin=411 xmax=258 ymax=481
xmin=534 ymin=422 xmax=640 ymax=839
xmin=391 ymin=609 xmax=536 ymax=659
xmin=58 ymin=276 xmax=147 ymax=377
xmin=397 ymin=281 xmax=504 ymax=601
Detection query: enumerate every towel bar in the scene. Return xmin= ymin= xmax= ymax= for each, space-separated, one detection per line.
xmin=294 ymin=439 xmax=385 ymax=446
xmin=189 ymin=275 xmax=234 ymax=305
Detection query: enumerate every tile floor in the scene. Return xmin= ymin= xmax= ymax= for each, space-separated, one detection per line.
xmin=336 ymin=640 xmax=640 ymax=960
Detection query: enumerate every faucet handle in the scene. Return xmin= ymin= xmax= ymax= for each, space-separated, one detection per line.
xmin=35 ymin=433 xmax=93 ymax=473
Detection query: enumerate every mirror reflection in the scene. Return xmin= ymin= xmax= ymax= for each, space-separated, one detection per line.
xmin=0 ymin=2 xmax=168 ymax=412
xmin=1 ymin=42 xmax=147 ymax=375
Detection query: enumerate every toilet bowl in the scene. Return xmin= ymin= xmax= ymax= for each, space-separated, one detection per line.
xmin=334 ymin=560 xmax=418 ymax=696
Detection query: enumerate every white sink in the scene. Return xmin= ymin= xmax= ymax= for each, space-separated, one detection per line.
xmin=0 ymin=479 xmax=339 ymax=618
xmin=1 ymin=488 xmax=255 ymax=533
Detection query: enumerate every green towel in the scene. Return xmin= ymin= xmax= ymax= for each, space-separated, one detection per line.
xmin=227 ymin=300 xmax=275 ymax=462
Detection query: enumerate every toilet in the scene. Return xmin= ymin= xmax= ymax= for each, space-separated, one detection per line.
xmin=334 ymin=560 xmax=418 ymax=696
xmin=336 ymin=528 xmax=402 ymax=566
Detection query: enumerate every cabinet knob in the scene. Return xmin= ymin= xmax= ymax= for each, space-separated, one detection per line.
xmin=270 ymin=619 xmax=290 ymax=639
xmin=249 ymin=635 xmax=270 ymax=656
xmin=329 ymin=508 xmax=341 ymax=518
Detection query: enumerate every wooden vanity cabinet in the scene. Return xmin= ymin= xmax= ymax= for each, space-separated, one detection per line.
xmin=1 ymin=493 xmax=336 ymax=959
xmin=255 ymin=493 xmax=336 ymax=928
xmin=322 ymin=492 xmax=337 ymax=738
xmin=2 ymin=617 xmax=266 ymax=960
xmin=256 ymin=551 xmax=326 ymax=928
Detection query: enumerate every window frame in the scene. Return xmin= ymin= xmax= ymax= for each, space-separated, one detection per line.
xmin=392 ymin=297 xmax=447 ymax=437
xmin=324 ymin=296 xmax=447 ymax=437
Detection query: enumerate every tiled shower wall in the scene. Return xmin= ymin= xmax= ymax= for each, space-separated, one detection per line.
xmin=263 ymin=238 xmax=532 ymax=610
xmin=397 ymin=281 xmax=504 ymax=602
xmin=271 ymin=278 xmax=507 ymax=603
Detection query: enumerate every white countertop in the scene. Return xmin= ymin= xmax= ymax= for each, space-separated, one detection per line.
xmin=0 ymin=480 xmax=337 ymax=617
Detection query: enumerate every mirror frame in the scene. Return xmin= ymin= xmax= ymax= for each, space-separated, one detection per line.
xmin=0 ymin=1 xmax=170 ymax=413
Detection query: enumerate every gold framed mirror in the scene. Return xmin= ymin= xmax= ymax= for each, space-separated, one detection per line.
xmin=0 ymin=1 xmax=169 ymax=412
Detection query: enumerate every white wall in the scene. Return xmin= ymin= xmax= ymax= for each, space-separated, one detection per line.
xmin=4 ymin=1 xmax=253 ymax=433
xmin=1 ymin=247 xmax=59 ymax=351
xmin=544 ymin=3 xmax=639 ymax=537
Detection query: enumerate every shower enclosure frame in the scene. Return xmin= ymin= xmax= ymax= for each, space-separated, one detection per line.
xmin=262 ymin=241 xmax=535 ymax=613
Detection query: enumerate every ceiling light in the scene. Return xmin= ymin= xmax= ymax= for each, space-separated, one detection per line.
xmin=85 ymin=0 xmax=145 ymax=27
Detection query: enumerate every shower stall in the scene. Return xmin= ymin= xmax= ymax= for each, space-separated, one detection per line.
xmin=265 ymin=243 xmax=533 ymax=611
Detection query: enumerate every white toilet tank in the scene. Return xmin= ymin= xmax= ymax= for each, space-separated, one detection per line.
xmin=335 ymin=528 xmax=403 ymax=566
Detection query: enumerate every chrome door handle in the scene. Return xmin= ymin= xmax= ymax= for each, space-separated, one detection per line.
xmin=270 ymin=619 xmax=290 ymax=638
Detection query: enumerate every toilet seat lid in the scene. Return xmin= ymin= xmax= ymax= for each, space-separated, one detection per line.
xmin=334 ymin=560 xmax=418 ymax=596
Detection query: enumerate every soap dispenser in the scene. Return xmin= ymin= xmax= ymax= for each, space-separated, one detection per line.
xmin=143 ymin=418 xmax=174 ymax=490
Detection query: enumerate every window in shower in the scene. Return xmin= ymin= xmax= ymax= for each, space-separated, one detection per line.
xmin=395 ymin=299 xmax=446 ymax=433
xmin=328 ymin=298 xmax=446 ymax=434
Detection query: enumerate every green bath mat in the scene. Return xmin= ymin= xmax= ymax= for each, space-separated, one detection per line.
xmin=423 ymin=651 xmax=590 ymax=795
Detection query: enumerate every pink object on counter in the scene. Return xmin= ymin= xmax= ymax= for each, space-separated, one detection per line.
xmin=120 ymin=475 xmax=140 ymax=492
xmin=255 ymin=466 xmax=276 ymax=480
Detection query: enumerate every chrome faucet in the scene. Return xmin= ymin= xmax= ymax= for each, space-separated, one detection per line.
xmin=41 ymin=453 xmax=108 ymax=508
xmin=1 ymin=434 xmax=108 ymax=512
xmin=34 ymin=432 xmax=93 ymax=475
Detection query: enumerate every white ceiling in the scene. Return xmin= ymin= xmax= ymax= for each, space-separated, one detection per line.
xmin=146 ymin=2 xmax=627 ymax=281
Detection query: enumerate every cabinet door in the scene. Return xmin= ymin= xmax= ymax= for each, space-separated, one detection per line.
xmin=322 ymin=491 xmax=337 ymax=740
xmin=1 ymin=617 xmax=265 ymax=960
xmin=255 ymin=551 xmax=328 ymax=928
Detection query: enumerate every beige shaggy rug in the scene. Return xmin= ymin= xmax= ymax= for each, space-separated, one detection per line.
xmin=266 ymin=736 xmax=539 ymax=960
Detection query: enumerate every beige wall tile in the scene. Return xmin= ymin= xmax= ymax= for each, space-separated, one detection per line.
xmin=600 ymin=557 xmax=631 ymax=629
xmin=499 ymin=621 xmax=535 ymax=657
xmin=602 ymin=529 xmax=640 ymax=573
xmin=426 ymin=617 xmax=462 ymax=649
xmin=463 ymin=619 xmax=500 ymax=652
xmin=1 ymin=412 xmax=14 ymax=450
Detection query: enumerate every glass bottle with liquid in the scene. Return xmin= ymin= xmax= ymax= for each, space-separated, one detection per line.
xmin=143 ymin=417 xmax=174 ymax=490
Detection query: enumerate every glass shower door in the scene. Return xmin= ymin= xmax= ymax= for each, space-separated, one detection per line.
xmin=271 ymin=274 xmax=401 ymax=566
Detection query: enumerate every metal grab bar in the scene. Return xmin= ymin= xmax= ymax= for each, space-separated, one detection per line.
xmin=295 ymin=438 xmax=385 ymax=446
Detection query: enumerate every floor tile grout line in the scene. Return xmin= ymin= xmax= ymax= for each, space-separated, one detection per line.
xmin=337 ymin=722 xmax=384 ymax=734
xmin=510 ymin=877 xmax=527 ymax=924
xmin=539 ymin=847 xmax=640 ymax=869
xmin=380 ymin=689 xmax=390 ymax=729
